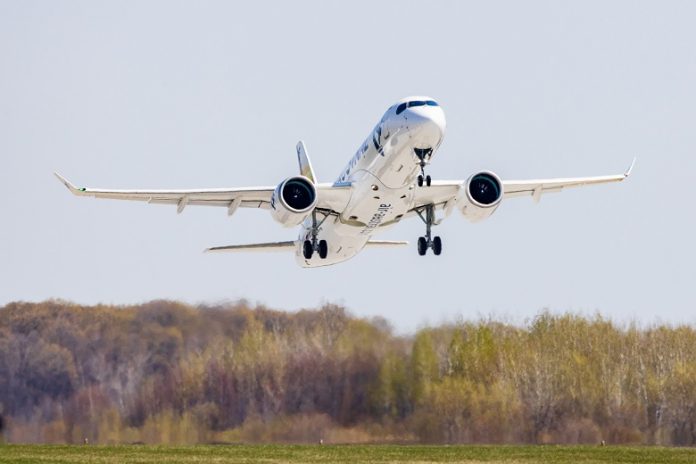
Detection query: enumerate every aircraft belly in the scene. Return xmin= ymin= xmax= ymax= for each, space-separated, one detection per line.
xmin=296 ymin=220 xmax=369 ymax=268
xmin=339 ymin=171 xmax=413 ymax=230
xmin=296 ymin=181 xmax=413 ymax=268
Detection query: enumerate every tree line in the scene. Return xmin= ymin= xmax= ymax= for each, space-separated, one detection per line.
xmin=0 ymin=300 xmax=695 ymax=445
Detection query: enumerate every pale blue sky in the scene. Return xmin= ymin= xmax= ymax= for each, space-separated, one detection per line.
xmin=1 ymin=1 xmax=694 ymax=331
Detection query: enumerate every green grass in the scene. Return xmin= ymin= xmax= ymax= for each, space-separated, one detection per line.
xmin=0 ymin=444 xmax=694 ymax=464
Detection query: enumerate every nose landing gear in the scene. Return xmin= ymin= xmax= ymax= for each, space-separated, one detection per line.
xmin=414 ymin=148 xmax=433 ymax=187
xmin=417 ymin=171 xmax=431 ymax=188
xmin=303 ymin=210 xmax=330 ymax=260
xmin=415 ymin=204 xmax=442 ymax=256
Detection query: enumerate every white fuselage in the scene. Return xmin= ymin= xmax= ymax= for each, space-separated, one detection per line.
xmin=295 ymin=97 xmax=446 ymax=267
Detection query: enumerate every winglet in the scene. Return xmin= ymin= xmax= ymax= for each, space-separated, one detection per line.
xmin=54 ymin=172 xmax=83 ymax=194
xmin=624 ymin=158 xmax=636 ymax=178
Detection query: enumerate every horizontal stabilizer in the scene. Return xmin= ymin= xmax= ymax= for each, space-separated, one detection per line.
xmin=205 ymin=241 xmax=295 ymax=253
xmin=365 ymin=240 xmax=409 ymax=247
xmin=204 ymin=239 xmax=408 ymax=254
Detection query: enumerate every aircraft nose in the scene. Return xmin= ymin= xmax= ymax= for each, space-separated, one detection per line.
xmin=404 ymin=106 xmax=446 ymax=146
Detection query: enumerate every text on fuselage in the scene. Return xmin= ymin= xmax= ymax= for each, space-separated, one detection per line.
xmin=359 ymin=203 xmax=393 ymax=235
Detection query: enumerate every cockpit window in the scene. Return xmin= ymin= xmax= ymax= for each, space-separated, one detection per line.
xmin=396 ymin=100 xmax=439 ymax=115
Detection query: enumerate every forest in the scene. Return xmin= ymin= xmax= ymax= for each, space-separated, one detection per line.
xmin=1 ymin=300 xmax=695 ymax=446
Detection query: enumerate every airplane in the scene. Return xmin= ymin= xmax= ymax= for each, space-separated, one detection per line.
xmin=55 ymin=96 xmax=634 ymax=268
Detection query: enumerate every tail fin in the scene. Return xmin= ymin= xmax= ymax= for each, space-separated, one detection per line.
xmin=296 ymin=141 xmax=317 ymax=183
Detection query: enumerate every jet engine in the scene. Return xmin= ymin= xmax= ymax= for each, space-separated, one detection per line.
xmin=458 ymin=171 xmax=503 ymax=222
xmin=270 ymin=176 xmax=317 ymax=227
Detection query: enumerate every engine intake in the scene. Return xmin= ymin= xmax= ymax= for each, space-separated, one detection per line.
xmin=458 ymin=171 xmax=503 ymax=222
xmin=469 ymin=173 xmax=501 ymax=205
xmin=270 ymin=176 xmax=317 ymax=227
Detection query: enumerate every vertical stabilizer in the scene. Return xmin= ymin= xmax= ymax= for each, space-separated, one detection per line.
xmin=296 ymin=141 xmax=317 ymax=183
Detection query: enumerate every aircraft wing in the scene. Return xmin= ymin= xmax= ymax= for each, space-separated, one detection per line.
xmin=410 ymin=160 xmax=634 ymax=215
xmin=54 ymin=173 xmax=351 ymax=215
xmin=500 ymin=160 xmax=634 ymax=201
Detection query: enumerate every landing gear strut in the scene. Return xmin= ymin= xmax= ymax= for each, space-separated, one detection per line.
xmin=303 ymin=210 xmax=329 ymax=260
xmin=415 ymin=204 xmax=442 ymax=256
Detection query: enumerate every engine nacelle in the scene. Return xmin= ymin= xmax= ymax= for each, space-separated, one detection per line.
xmin=458 ymin=171 xmax=503 ymax=222
xmin=270 ymin=176 xmax=317 ymax=227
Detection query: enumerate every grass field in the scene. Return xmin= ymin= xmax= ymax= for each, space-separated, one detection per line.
xmin=0 ymin=444 xmax=695 ymax=464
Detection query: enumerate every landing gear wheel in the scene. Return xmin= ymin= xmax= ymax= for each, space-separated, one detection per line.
xmin=304 ymin=210 xmax=330 ymax=260
xmin=303 ymin=240 xmax=313 ymax=259
xmin=426 ymin=175 xmax=432 ymax=187
xmin=432 ymin=236 xmax=442 ymax=255
xmin=417 ymin=237 xmax=427 ymax=256
xmin=318 ymin=240 xmax=328 ymax=259
xmin=416 ymin=204 xmax=443 ymax=257
xmin=417 ymin=175 xmax=424 ymax=187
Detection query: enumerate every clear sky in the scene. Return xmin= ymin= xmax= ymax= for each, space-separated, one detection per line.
xmin=1 ymin=1 xmax=694 ymax=332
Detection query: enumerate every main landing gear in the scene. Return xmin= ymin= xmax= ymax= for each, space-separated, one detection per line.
xmin=303 ymin=210 xmax=329 ymax=260
xmin=415 ymin=204 xmax=442 ymax=256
